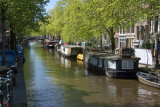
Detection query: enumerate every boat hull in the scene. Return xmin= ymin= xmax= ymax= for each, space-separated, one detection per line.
xmin=106 ymin=71 xmax=137 ymax=79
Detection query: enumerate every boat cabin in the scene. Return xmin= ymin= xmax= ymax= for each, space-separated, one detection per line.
xmin=87 ymin=51 xmax=140 ymax=78
xmin=59 ymin=45 xmax=83 ymax=57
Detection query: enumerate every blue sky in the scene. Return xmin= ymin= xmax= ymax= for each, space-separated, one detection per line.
xmin=45 ymin=0 xmax=58 ymax=12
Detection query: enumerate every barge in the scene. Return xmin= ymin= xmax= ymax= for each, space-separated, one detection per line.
xmin=45 ymin=39 xmax=58 ymax=48
xmin=103 ymin=55 xmax=140 ymax=79
xmin=58 ymin=45 xmax=83 ymax=57
xmin=84 ymin=51 xmax=140 ymax=79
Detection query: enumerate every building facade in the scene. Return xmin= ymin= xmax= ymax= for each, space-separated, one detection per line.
xmin=114 ymin=15 xmax=160 ymax=54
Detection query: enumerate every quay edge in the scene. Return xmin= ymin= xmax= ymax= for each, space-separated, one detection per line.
xmin=13 ymin=59 xmax=27 ymax=107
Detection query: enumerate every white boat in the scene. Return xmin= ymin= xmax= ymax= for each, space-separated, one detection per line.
xmin=59 ymin=45 xmax=83 ymax=57
xmin=136 ymin=72 xmax=160 ymax=89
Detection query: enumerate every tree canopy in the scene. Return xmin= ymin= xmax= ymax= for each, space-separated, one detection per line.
xmin=0 ymin=0 xmax=49 ymax=36
xmin=35 ymin=0 xmax=159 ymax=49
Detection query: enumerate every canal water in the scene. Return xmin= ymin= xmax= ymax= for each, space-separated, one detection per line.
xmin=23 ymin=42 xmax=160 ymax=107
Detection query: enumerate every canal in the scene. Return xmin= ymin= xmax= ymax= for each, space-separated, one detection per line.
xmin=23 ymin=42 xmax=160 ymax=107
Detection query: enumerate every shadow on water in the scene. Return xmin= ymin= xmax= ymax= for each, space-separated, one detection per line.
xmin=23 ymin=42 xmax=160 ymax=107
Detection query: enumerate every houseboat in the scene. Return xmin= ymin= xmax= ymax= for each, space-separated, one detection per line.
xmin=58 ymin=45 xmax=83 ymax=57
xmin=83 ymin=51 xmax=107 ymax=69
xmin=45 ymin=39 xmax=58 ymax=48
xmin=103 ymin=55 xmax=140 ymax=79
xmin=85 ymin=50 xmax=140 ymax=78
xmin=89 ymin=54 xmax=109 ymax=75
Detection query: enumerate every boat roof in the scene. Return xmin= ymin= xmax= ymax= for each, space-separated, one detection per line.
xmin=84 ymin=51 xmax=108 ymax=56
xmin=62 ymin=45 xmax=83 ymax=48
xmin=101 ymin=55 xmax=140 ymax=60
xmin=88 ymin=52 xmax=140 ymax=60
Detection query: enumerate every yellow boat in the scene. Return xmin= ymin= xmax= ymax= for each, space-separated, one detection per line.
xmin=77 ymin=54 xmax=83 ymax=61
xmin=77 ymin=60 xmax=83 ymax=65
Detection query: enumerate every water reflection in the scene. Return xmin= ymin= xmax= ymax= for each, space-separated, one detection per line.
xmin=23 ymin=42 xmax=160 ymax=107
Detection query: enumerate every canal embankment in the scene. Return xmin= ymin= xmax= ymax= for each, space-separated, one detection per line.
xmin=13 ymin=59 xmax=27 ymax=107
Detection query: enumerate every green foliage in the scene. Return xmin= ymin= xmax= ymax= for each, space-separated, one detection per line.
xmin=139 ymin=41 xmax=151 ymax=49
xmin=37 ymin=0 xmax=160 ymax=49
xmin=0 ymin=0 xmax=49 ymax=36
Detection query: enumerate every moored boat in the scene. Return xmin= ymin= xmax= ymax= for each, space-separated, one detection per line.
xmin=83 ymin=51 xmax=107 ymax=69
xmin=77 ymin=54 xmax=83 ymax=61
xmin=85 ymin=51 xmax=140 ymax=78
xmin=103 ymin=55 xmax=140 ymax=79
xmin=136 ymin=72 xmax=160 ymax=88
xmin=89 ymin=54 xmax=107 ymax=75
xmin=59 ymin=45 xmax=83 ymax=57
xmin=45 ymin=39 xmax=58 ymax=48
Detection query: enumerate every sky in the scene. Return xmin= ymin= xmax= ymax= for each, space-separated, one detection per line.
xmin=45 ymin=0 xmax=59 ymax=12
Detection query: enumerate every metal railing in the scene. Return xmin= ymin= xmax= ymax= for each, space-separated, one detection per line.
xmin=0 ymin=70 xmax=14 ymax=107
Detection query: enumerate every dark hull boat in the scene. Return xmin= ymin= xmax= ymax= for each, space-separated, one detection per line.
xmin=86 ymin=51 xmax=140 ymax=79
xmin=103 ymin=55 xmax=140 ymax=79
xmin=136 ymin=72 xmax=160 ymax=88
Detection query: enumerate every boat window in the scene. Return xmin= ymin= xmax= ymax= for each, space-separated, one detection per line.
xmin=108 ymin=60 xmax=116 ymax=69
xmin=90 ymin=57 xmax=98 ymax=66
xmin=93 ymin=58 xmax=98 ymax=66
xmin=98 ymin=59 xmax=103 ymax=68
xmin=104 ymin=60 xmax=108 ymax=70
xmin=122 ymin=60 xmax=133 ymax=69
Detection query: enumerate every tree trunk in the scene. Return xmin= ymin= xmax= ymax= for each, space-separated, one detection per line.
xmin=11 ymin=29 xmax=15 ymax=50
xmin=100 ymin=35 xmax=102 ymax=51
xmin=1 ymin=2 xmax=6 ymax=66
xmin=14 ymin=34 xmax=17 ymax=51
xmin=108 ymin=27 xmax=115 ymax=54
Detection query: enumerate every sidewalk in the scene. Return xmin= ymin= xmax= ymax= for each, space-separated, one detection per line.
xmin=138 ymin=63 xmax=154 ymax=69
xmin=13 ymin=61 xmax=27 ymax=107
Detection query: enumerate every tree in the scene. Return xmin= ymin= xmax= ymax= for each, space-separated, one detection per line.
xmin=6 ymin=0 xmax=49 ymax=50
xmin=57 ymin=0 xmax=147 ymax=50
xmin=44 ymin=0 xmax=160 ymax=51
xmin=0 ymin=0 xmax=7 ymax=65
xmin=49 ymin=0 xmax=66 ymax=37
xmin=0 ymin=0 xmax=49 ymax=65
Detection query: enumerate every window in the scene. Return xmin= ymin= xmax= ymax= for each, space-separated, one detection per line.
xmin=119 ymin=37 xmax=126 ymax=48
xmin=122 ymin=60 xmax=133 ymax=69
xmin=131 ymin=26 xmax=134 ymax=33
xmin=141 ymin=26 xmax=144 ymax=35
xmin=108 ymin=60 xmax=116 ymax=69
